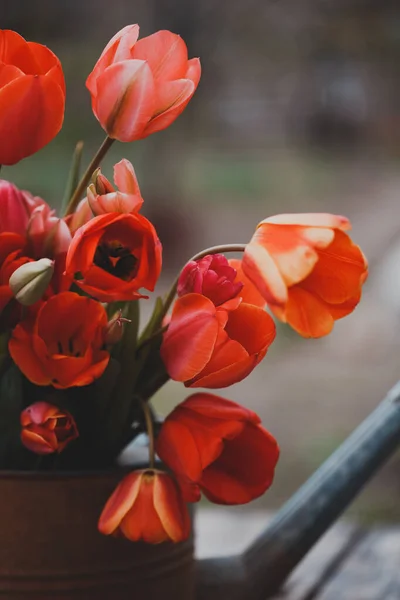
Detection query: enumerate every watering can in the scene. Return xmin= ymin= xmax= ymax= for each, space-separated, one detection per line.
xmin=196 ymin=379 xmax=400 ymax=599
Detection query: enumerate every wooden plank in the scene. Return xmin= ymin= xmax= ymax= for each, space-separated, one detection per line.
xmin=272 ymin=523 xmax=361 ymax=599
xmin=316 ymin=526 xmax=400 ymax=600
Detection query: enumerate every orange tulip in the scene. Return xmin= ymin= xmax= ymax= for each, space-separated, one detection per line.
xmin=9 ymin=291 xmax=110 ymax=388
xmin=87 ymin=159 xmax=143 ymax=216
xmin=65 ymin=212 xmax=162 ymax=303
xmin=0 ymin=232 xmax=27 ymax=314
xmin=98 ymin=469 xmax=190 ymax=543
xmin=161 ymin=293 xmax=276 ymax=388
xmin=242 ymin=214 xmax=368 ymax=338
xmin=156 ymin=393 xmax=280 ymax=505
xmin=0 ymin=30 xmax=65 ymax=165
xmin=86 ymin=24 xmax=201 ymax=142
xmin=20 ymin=401 xmax=78 ymax=454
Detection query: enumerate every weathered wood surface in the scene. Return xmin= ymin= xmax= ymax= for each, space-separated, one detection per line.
xmin=195 ymin=507 xmax=400 ymax=599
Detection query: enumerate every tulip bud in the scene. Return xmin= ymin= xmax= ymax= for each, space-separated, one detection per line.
xmin=9 ymin=258 xmax=54 ymax=306
xmin=178 ymin=254 xmax=244 ymax=306
xmin=21 ymin=402 xmax=78 ymax=455
xmin=104 ymin=310 xmax=131 ymax=345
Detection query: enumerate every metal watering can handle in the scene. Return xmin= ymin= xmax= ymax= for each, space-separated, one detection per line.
xmin=196 ymin=380 xmax=400 ymax=600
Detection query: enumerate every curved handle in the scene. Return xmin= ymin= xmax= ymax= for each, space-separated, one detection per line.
xmin=196 ymin=381 xmax=400 ymax=600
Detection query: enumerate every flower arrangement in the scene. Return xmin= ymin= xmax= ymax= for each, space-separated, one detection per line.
xmin=0 ymin=25 xmax=368 ymax=545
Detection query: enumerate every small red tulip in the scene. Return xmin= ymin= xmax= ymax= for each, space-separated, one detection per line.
xmin=161 ymin=293 xmax=276 ymax=388
xmin=178 ymin=254 xmax=243 ymax=306
xmin=21 ymin=401 xmax=78 ymax=455
xmin=242 ymin=213 xmax=368 ymax=337
xmin=0 ymin=30 xmax=66 ymax=165
xmin=98 ymin=469 xmax=190 ymax=543
xmin=86 ymin=25 xmax=201 ymax=142
xmin=156 ymin=393 xmax=280 ymax=505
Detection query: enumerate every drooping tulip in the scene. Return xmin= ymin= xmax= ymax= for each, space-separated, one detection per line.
xmin=0 ymin=29 xmax=66 ymax=165
xmin=156 ymin=393 xmax=279 ymax=505
xmin=98 ymin=469 xmax=190 ymax=543
xmin=242 ymin=213 xmax=368 ymax=338
xmin=86 ymin=25 xmax=201 ymax=142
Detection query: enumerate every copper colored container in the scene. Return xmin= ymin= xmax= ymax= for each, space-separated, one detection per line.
xmin=0 ymin=471 xmax=194 ymax=599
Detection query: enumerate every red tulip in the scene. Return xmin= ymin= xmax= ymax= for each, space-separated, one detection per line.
xmin=156 ymin=393 xmax=279 ymax=505
xmin=86 ymin=25 xmax=201 ymax=142
xmin=161 ymin=293 xmax=276 ymax=388
xmin=65 ymin=212 xmax=162 ymax=303
xmin=9 ymin=292 xmax=110 ymax=388
xmin=242 ymin=213 xmax=368 ymax=338
xmin=20 ymin=401 xmax=78 ymax=454
xmin=0 ymin=29 xmax=65 ymax=165
xmin=178 ymin=254 xmax=243 ymax=306
xmin=98 ymin=469 xmax=190 ymax=543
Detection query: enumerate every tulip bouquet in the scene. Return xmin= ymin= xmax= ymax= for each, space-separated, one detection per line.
xmin=0 ymin=25 xmax=368 ymax=545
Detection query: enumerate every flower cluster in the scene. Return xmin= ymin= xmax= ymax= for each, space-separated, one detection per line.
xmin=0 ymin=25 xmax=368 ymax=545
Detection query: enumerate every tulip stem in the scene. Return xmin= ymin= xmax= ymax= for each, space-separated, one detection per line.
xmin=160 ymin=243 xmax=246 ymax=323
xmin=64 ymin=135 xmax=114 ymax=216
xmin=141 ymin=399 xmax=155 ymax=469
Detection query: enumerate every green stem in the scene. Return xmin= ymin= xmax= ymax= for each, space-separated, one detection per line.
xmin=141 ymin=399 xmax=155 ymax=469
xmin=136 ymin=324 xmax=168 ymax=354
xmin=64 ymin=136 xmax=114 ymax=216
xmin=160 ymin=243 xmax=246 ymax=325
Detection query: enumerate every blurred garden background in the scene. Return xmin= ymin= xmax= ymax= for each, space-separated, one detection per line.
xmin=3 ymin=0 xmax=400 ymax=522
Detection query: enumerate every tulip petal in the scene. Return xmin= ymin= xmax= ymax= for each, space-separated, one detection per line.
xmin=185 ymin=57 xmax=201 ymax=87
xmin=279 ymin=285 xmax=335 ymax=338
xmin=132 ymin=30 xmax=188 ymax=82
xmin=180 ymin=393 xmax=261 ymax=424
xmin=261 ymin=213 xmax=351 ymax=230
xmin=153 ymin=473 xmax=190 ymax=542
xmin=0 ymin=62 xmax=24 ymax=86
xmin=229 ymin=259 xmax=265 ymax=308
xmin=225 ymin=303 xmax=276 ymax=355
xmin=142 ymin=78 xmax=195 ymax=137
xmin=119 ymin=474 xmax=168 ymax=543
xmin=242 ymin=241 xmax=287 ymax=306
xmin=301 ymin=230 xmax=367 ymax=304
xmin=86 ymin=24 xmax=140 ymax=95
xmin=94 ymin=59 xmax=155 ymax=141
xmin=156 ymin=419 xmax=204 ymax=482
xmin=98 ymin=471 xmax=142 ymax=535
xmin=9 ymin=327 xmax=50 ymax=386
xmin=201 ymin=423 xmax=279 ymax=504
xmin=113 ymin=159 xmax=141 ymax=196
xmin=161 ymin=294 xmax=219 ymax=381
xmin=0 ymin=74 xmax=65 ymax=165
